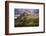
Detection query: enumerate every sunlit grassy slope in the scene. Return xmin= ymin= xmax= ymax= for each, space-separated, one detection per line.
xmin=15 ymin=12 xmax=39 ymax=27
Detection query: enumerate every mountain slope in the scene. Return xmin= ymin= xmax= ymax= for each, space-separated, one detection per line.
xmin=15 ymin=12 xmax=39 ymax=27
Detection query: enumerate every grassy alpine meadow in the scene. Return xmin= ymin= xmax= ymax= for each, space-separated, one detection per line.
xmin=14 ymin=9 xmax=39 ymax=27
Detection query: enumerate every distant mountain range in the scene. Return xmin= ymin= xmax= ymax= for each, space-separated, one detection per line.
xmin=15 ymin=9 xmax=39 ymax=15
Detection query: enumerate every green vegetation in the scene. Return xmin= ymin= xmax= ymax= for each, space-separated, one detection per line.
xmin=15 ymin=12 xmax=39 ymax=27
